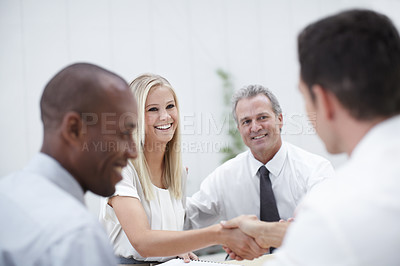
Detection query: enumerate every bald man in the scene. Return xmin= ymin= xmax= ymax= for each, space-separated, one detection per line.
xmin=0 ymin=63 xmax=138 ymax=266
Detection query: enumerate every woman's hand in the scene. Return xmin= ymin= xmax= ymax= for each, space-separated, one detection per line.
xmin=178 ymin=252 xmax=198 ymax=263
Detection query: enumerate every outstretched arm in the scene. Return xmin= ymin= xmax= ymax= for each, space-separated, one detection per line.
xmin=110 ymin=196 xmax=267 ymax=260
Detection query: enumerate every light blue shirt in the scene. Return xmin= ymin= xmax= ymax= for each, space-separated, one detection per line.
xmin=0 ymin=153 xmax=117 ymax=266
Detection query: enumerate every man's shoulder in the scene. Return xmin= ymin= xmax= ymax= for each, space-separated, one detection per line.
xmin=215 ymin=150 xmax=251 ymax=171
xmin=223 ymin=150 xmax=250 ymax=164
xmin=200 ymin=150 xmax=251 ymax=183
xmin=0 ymin=171 xmax=109 ymax=264
xmin=1 ymin=170 xmax=96 ymax=232
xmin=285 ymin=141 xmax=331 ymax=165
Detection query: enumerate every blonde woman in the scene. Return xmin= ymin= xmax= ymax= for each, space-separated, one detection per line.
xmin=99 ymin=74 xmax=266 ymax=264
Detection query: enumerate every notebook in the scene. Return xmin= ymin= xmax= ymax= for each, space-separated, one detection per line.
xmin=158 ymin=258 xmax=242 ymax=266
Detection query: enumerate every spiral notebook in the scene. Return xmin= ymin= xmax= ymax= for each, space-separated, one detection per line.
xmin=158 ymin=258 xmax=242 ymax=266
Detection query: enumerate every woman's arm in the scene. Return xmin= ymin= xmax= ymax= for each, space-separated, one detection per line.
xmin=109 ymin=196 xmax=267 ymax=260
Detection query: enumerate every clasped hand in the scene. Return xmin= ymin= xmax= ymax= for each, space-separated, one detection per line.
xmin=220 ymin=215 xmax=293 ymax=260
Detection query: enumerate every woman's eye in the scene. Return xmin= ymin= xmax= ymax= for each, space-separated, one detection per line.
xmin=121 ymin=131 xmax=132 ymax=139
xmin=148 ymin=107 xmax=158 ymax=112
xmin=166 ymin=104 xmax=175 ymax=109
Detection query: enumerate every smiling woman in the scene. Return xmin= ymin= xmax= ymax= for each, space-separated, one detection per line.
xmin=144 ymin=85 xmax=179 ymax=156
xmin=99 ymin=74 xmax=188 ymax=263
xmin=98 ymin=74 xmax=267 ymax=264
xmin=130 ymin=74 xmax=183 ymax=200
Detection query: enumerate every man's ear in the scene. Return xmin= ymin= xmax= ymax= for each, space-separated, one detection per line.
xmin=312 ymin=85 xmax=335 ymax=121
xmin=60 ymin=112 xmax=84 ymax=146
xmin=277 ymin=113 xmax=283 ymax=130
xmin=277 ymin=114 xmax=283 ymax=124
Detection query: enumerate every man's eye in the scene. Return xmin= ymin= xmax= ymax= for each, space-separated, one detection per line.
xmin=260 ymin=116 xmax=268 ymax=120
xmin=166 ymin=104 xmax=175 ymax=109
xmin=242 ymin=120 xmax=250 ymax=125
xmin=148 ymin=107 xmax=158 ymax=111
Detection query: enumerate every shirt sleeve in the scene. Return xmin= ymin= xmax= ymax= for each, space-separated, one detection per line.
xmin=114 ymin=163 xmax=140 ymax=199
xmin=184 ymin=169 xmax=223 ymax=229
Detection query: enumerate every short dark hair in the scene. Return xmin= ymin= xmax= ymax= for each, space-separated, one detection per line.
xmin=40 ymin=63 xmax=126 ymax=129
xmin=298 ymin=9 xmax=400 ymax=120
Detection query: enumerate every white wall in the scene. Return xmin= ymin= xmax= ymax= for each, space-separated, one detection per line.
xmin=1 ymin=0 xmax=399 ymax=215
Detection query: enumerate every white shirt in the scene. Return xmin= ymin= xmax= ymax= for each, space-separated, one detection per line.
xmin=0 ymin=153 xmax=116 ymax=266
xmin=185 ymin=141 xmax=334 ymax=229
xmin=268 ymin=115 xmax=400 ymax=266
xmin=99 ymin=161 xmax=186 ymax=262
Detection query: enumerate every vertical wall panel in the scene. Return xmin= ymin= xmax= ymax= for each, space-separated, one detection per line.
xmin=224 ymin=0 xmax=263 ymax=86
xmin=108 ymin=0 xmax=154 ymax=79
xmin=181 ymin=0 xmax=230 ymax=193
xmin=67 ymin=0 xmax=111 ymax=65
xmin=0 ymin=0 xmax=28 ymax=172
xmin=22 ymin=0 xmax=70 ymax=160
xmin=2 ymin=1 xmax=399 ymax=204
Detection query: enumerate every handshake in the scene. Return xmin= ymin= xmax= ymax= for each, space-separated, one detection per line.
xmin=217 ymin=215 xmax=293 ymax=261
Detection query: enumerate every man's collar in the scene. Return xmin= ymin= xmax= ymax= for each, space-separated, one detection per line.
xmin=24 ymin=153 xmax=85 ymax=204
xmin=248 ymin=142 xmax=287 ymax=178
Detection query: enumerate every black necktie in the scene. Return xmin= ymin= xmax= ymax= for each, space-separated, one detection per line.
xmin=259 ymin=165 xmax=280 ymax=253
xmin=259 ymin=166 xmax=280 ymax=222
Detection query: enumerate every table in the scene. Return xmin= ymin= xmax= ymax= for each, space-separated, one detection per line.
xmin=221 ymin=255 xmax=274 ymax=266
xmin=118 ymin=254 xmax=274 ymax=266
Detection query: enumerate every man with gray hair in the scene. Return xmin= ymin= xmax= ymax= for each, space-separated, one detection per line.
xmin=185 ymin=84 xmax=334 ymax=254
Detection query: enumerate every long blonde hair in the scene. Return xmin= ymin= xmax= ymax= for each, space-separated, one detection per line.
xmin=129 ymin=74 xmax=183 ymax=201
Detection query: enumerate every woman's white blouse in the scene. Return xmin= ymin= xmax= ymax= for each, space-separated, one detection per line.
xmin=99 ymin=161 xmax=186 ymax=262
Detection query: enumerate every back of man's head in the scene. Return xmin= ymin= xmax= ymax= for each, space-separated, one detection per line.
xmin=298 ymin=9 xmax=400 ymax=120
xmin=40 ymin=63 xmax=126 ymax=130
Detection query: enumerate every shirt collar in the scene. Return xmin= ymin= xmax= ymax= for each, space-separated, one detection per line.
xmin=351 ymin=114 xmax=400 ymax=160
xmin=24 ymin=153 xmax=85 ymax=205
xmin=248 ymin=142 xmax=288 ymax=177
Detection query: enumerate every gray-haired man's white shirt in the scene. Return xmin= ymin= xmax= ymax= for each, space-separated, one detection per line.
xmin=185 ymin=141 xmax=335 ymax=229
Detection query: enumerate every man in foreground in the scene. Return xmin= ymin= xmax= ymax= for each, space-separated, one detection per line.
xmin=0 ymin=63 xmax=138 ymax=265
xmin=222 ymin=9 xmax=400 ymax=265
